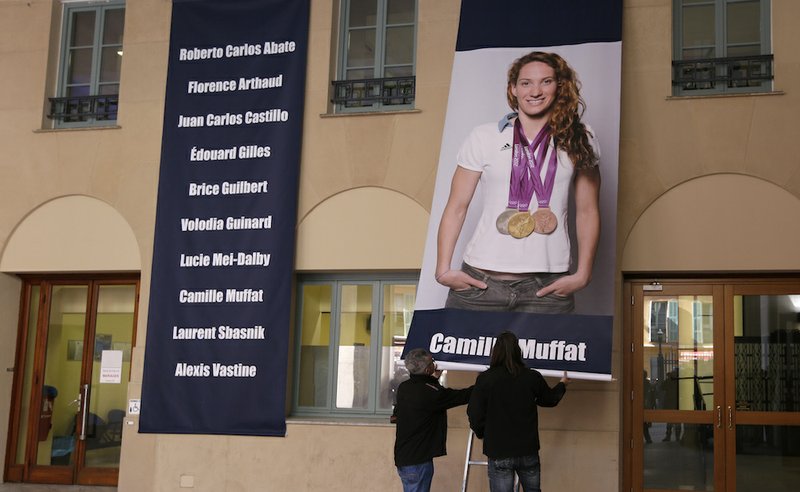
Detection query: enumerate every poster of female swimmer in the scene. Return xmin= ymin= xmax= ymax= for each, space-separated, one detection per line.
xmin=405 ymin=0 xmax=622 ymax=380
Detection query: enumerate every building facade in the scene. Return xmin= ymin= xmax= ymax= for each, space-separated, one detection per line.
xmin=1 ymin=0 xmax=798 ymax=491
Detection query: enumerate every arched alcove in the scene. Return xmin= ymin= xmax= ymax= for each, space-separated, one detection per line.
xmin=622 ymin=174 xmax=800 ymax=272
xmin=0 ymin=195 xmax=141 ymax=272
xmin=295 ymin=187 xmax=428 ymax=270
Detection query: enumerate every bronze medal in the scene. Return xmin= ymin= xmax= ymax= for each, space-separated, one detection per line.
xmin=507 ymin=212 xmax=536 ymax=239
xmin=532 ymin=208 xmax=558 ymax=234
xmin=495 ymin=208 xmax=518 ymax=235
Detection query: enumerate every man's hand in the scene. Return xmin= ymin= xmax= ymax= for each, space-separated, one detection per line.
xmin=560 ymin=371 xmax=571 ymax=386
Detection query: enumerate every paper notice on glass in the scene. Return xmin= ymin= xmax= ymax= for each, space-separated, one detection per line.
xmin=100 ymin=350 xmax=123 ymax=384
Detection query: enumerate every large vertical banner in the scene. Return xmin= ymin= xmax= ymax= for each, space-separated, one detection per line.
xmin=405 ymin=0 xmax=622 ymax=380
xmin=140 ymin=0 xmax=309 ymax=436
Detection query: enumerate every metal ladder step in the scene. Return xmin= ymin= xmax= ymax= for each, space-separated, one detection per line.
xmin=461 ymin=428 xmax=521 ymax=492
xmin=462 ymin=429 xmax=487 ymax=492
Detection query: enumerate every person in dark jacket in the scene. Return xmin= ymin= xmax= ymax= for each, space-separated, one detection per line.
xmin=467 ymin=331 xmax=570 ymax=492
xmin=394 ymin=348 xmax=473 ymax=492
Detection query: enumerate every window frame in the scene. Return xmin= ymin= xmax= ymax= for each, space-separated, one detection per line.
xmin=648 ymin=299 xmax=679 ymax=344
xmin=291 ymin=273 xmax=418 ymax=418
xmin=672 ymin=0 xmax=772 ymax=96
xmin=334 ymin=0 xmax=418 ymax=113
xmin=53 ymin=0 xmax=125 ymax=128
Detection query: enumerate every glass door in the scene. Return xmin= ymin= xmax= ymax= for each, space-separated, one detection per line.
xmin=726 ymin=284 xmax=800 ymax=491
xmin=29 ymin=283 xmax=91 ymax=484
xmin=633 ymin=284 xmax=724 ymax=491
xmin=627 ymin=279 xmax=800 ymax=492
xmin=5 ymin=277 xmax=138 ymax=486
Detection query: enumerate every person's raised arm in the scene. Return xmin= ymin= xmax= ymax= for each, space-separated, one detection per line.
xmin=536 ymin=370 xmax=570 ymax=407
xmin=435 ymin=166 xmax=487 ymax=291
xmin=536 ymin=166 xmax=600 ymax=297
xmin=431 ymin=384 xmax=473 ymax=411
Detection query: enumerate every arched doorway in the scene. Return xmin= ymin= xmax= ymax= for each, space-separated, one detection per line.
xmin=2 ymin=196 xmax=141 ymax=486
xmin=622 ymin=175 xmax=800 ymax=491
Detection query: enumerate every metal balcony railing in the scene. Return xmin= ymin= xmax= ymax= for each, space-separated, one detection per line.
xmin=672 ymin=54 xmax=773 ymax=91
xmin=331 ymin=76 xmax=415 ymax=109
xmin=48 ymin=94 xmax=119 ymax=123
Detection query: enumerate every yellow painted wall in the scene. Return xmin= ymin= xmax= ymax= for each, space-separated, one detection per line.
xmin=300 ymin=285 xmax=331 ymax=346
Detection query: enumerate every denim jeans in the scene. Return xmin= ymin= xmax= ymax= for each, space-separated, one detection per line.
xmin=397 ymin=460 xmax=434 ymax=492
xmin=488 ymin=454 xmax=541 ymax=492
xmin=445 ymin=263 xmax=574 ymax=314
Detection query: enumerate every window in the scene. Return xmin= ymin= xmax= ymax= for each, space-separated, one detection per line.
xmin=692 ymin=299 xmax=712 ymax=344
xmin=649 ymin=300 xmax=679 ymax=344
xmin=49 ymin=1 xmax=125 ymax=127
xmin=672 ymin=0 xmax=772 ymax=95
xmin=293 ymin=275 xmax=417 ymax=417
xmin=332 ymin=0 xmax=417 ymax=112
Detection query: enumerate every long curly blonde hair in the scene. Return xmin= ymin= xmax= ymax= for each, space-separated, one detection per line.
xmin=506 ymin=52 xmax=598 ymax=170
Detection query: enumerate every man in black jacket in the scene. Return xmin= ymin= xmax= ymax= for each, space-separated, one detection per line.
xmin=394 ymin=348 xmax=472 ymax=492
xmin=467 ymin=332 xmax=570 ymax=492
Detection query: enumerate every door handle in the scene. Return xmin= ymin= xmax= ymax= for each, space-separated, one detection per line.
xmin=716 ymin=406 xmax=721 ymax=428
xmin=727 ymin=405 xmax=733 ymax=430
xmin=68 ymin=393 xmax=82 ymax=407
xmin=79 ymin=384 xmax=90 ymax=441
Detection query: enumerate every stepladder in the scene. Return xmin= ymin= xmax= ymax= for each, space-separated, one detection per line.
xmin=462 ymin=429 xmax=487 ymax=492
xmin=461 ymin=429 xmax=521 ymax=492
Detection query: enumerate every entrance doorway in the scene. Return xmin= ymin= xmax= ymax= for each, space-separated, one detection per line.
xmin=624 ymin=278 xmax=800 ymax=491
xmin=4 ymin=276 xmax=139 ymax=486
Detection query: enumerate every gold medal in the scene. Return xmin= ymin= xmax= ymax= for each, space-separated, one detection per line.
xmin=532 ymin=208 xmax=557 ymax=234
xmin=495 ymin=208 xmax=518 ymax=235
xmin=507 ymin=212 xmax=535 ymax=239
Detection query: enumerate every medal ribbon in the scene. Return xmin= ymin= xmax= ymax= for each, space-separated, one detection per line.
xmin=507 ymin=119 xmax=557 ymax=210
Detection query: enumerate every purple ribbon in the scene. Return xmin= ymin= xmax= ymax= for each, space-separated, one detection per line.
xmin=507 ymin=119 xmax=558 ymax=211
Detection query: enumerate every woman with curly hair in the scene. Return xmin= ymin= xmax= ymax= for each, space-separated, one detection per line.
xmin=435 ymin=51 xmax=600 ymax=313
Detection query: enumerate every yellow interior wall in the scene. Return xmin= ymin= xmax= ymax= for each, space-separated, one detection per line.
xmin=46 ymin=313 xmax=84 ymax=438
xmin=381 ymin=285 xmax=416 ymax=347
xmin=301 ymin=284 xmax=374 ymax=347
xmin=677 ymin=297 xmax=693 ymax=347
xmin=300 ymin=285 xmax=331 ymax=346
xmin=90 ymin=313 xmax=134 ymax=418
xmin=39 ymin=313 xmax=132 ymax=454
xmin=338 ymin=286 xmax=372 ymax=346
xmin=675 ymin=297 xmax=713 ymax=410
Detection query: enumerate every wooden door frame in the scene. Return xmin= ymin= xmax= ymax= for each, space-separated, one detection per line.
xmin=3 ymin=274 xmax=139 ymax=486
xmin=76 ymin=278 xmax=140 ymax=486
xmin=27 ymin=279 xmax=93 ymax=485
xmin=625 ymin=280 xmax=723 ymax=492
xmin=3 ymin=281 xmax=39 ymax=483
xmin=624 ymin=275 xmax=800 ymax=492
xmin=722 ymin=282 xmax=800 ymax=490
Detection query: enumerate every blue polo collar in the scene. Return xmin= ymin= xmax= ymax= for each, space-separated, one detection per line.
xmin=498 ymin=112 xmax=518 ymax=131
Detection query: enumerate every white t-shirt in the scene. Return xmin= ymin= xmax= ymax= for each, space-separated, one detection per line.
xmin=456 ymin=115 xmax=599 ymax=273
